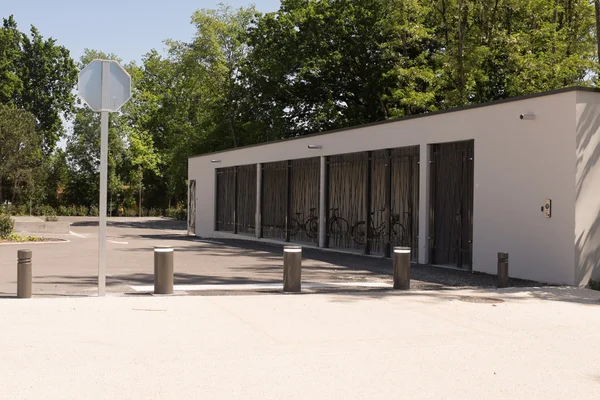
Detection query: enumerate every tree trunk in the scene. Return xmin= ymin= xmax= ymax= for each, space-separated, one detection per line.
xmin=595 ymin=1 xmax=600 ymax=63
xmin=139 ymin=184 xmax=142 ymax=218
xmin=457 ymin=0 xmax=465 ymax=103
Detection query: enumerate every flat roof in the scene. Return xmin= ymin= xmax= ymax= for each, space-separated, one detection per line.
xmin=189 ymin=85 xmax=600 ymax=159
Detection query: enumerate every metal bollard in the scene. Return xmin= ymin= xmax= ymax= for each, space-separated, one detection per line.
xmin=154 ymin=247 xmax=174 ymax=294
xmin=497 ymin=252 xmax=509 ymax=288
xmin=283 ymin=245 xmax=302 ymax=293
xmin=393 ymin=247 xmax=411 ymax=290
xmin=17 ymin=249 xmax=32 ymax=298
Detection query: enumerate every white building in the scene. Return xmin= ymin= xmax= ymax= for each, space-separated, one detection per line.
xmin=188 ymin=87 xmax=600 ymax=286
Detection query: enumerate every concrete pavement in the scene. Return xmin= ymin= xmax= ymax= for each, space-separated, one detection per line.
xmin=0 ymin=287 xmax=599 ymax=399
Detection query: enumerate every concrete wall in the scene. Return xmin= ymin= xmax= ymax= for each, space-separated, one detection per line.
xmin=189 ymin=91 xmax=583 ymax=285
xmin=575 ymin=91 xmax=600 ymax=286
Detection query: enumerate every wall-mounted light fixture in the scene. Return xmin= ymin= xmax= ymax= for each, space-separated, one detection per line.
xmin=307 ymin=144 xmax=322 ymax=149
xmin=519 ymin=112 xmax=535 ymax=120
xmin=210 ymin=159 xmax=221 ymax=163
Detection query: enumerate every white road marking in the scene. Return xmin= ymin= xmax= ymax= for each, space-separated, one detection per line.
xmin=108 ymin=240 xmax=128 ymax=244
xmin=69 ymin=231 xmax=86 ymax=238
xmin=129 ymin=281 xmax=393 ymax=292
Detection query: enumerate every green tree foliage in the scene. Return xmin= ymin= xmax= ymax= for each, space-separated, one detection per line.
xmin=1 ymin=2 xmax=598 ymax=212
xmin=0 ymin=104 xmax=43 ymax=205
xmin=246 ymin=0 xmax=396 ymax=135
xmin=1 ymin=16 xmax=77 ymax=154
xmin=0 ymin=16 xmax=22 ymax=104
xmin=428 ymin=0 xmax=596 ymax=108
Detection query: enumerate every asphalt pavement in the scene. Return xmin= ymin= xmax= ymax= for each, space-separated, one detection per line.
xmin=0 ymin=217 xmax=541 ymax=297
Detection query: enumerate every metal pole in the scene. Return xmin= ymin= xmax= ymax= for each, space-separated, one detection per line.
xmin=283 ymin=245 xmax=302 ymax=292
xmin=17 ymin=249 xmax=32 ymax=298
xmin=98 ymin=60 xmax=110 ymax=297
xmin=393 ymin=246 xmax=411 ymax=290
xmin=154 ymin=247 xmax=174 ymax=294
xmin=497 ymin=252 xmax=509 ymax=288
xmin=365 ymin=152 xmax=372 ymax=255
xmin=318 ymin=156 xmax=326 ymax=248
xmin=256 ymin=163 xmax=262 ymax=239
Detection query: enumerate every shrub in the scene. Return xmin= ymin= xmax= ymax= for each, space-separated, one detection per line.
xmin=57 ymin=205 xmax=69 ymax=216
xmin=3 ymin=233 xmax=44 ymax=242
xmin=67 ymin=205 xmax=78 ymax=216
xmin=124 ymin=208 xmax=137 ymax=217
xmin=589 ymin=280 xmax=600 ymax=291
xmin=16 ymin=205 xmax=28 ymax=216
xmin=37 ymin=205 xmax=56 ymax=216
xmin=77 ymin=205 xmax=89 ymax=216
xmin=0 ymin=215 xmax=14 ymax=238
xmin=89 ymin=205 xmax=99 ymax=217
xmin=166 ymin=207 xmax=186 ymax=221
xmin=148 ymin=208 xmax=162 ymax=217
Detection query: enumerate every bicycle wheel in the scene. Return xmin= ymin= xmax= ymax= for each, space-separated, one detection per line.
xmin=289 ymin=218 xmax=301 ymax=237
xmin=306 ymin=218 xmax=319 ymax=239
xmin=392 ymin=223 xmax=408 ymax=247
xmin=351 ymin=221 xmax=367 ymax=245
xmin=329 ymin=217 xmax=349 ymax=239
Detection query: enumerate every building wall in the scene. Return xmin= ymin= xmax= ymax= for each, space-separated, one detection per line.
xmin=189 ymin=91 xmax=581 ymax=285
xmin=575 ymin=91 xmax=600 ymax=286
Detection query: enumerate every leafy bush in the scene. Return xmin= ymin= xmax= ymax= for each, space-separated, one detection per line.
xmin=16 ymin=205 xmax=28 ymax=216
xmin=148 ymin=208 xmax=162 ymax=217
xmin=89 ymin=205 xmax=99 ymax=217
xmin=67 ymin=205 xmax=78 ymax=216
xmin=57 ymin=205 xmax=69 ymax=216
xmin=124 ymin=208 xmax=137 ymax=217
xmin=589 ymin=280 xmax=600 ymax=291
xmin=0 ymin=215 xmax=14 ymax=238
xmin=166 ymin=206 xmax=186 ymax=221
xmin=2 ymin=233 xmax=45 ymax=242
xmin=77 ymin=205 xmax=88 ymax=216
xmin=37 ymin=205 xmax=56 ymax=216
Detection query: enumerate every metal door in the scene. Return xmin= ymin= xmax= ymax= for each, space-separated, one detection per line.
xmin=430 ymin=140 xmax=474 ymax=269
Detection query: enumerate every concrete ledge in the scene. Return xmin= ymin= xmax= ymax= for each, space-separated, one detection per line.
xmin=13 ymin=221 xmax=71 ymax=234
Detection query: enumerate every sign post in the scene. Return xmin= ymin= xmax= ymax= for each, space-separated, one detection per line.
xmin=78 ymin=59 xmax=131 ymax=296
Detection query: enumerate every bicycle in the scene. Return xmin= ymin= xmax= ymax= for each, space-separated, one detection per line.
xmin=327 ymin=208 xmax=350 ymax=239
xmin=289 ymin=207 xmax=319 ymax=239
xmin=351 ymin=207 xmax=407 ymax=246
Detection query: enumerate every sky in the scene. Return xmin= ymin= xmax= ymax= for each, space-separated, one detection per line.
xmin=3 ymin=0 xmax=281 ymax=65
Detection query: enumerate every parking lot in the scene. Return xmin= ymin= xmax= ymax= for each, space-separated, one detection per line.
xmin=0 ymin=217 xmax=542 ymax=297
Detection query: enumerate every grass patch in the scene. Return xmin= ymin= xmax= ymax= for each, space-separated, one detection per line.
xmin=0 ymin=233 xmax=46 ymax=243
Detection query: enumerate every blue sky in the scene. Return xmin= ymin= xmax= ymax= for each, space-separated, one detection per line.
xmin=3 ymin=0 xmax=281 ymax=65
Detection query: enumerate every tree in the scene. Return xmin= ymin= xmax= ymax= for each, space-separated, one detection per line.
xmin=246 ymin=0 xmax=397 ymax=136
xmin=127 ymin=129 xmax=159 ymax=216
xmin=0 ymin=104 xmax=42 ymax=204
xmin=381 ymin=0 xmax=439 ymax=117
xmin=0 ymin=16 xmax=22 ymax=104
xmin=1 ymin=16 xmax=77 ymax=154
xmin=596 ymin=1 xmax=600 ymax=65
xmin=429 ymin=0 xmax=596 ymax=107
